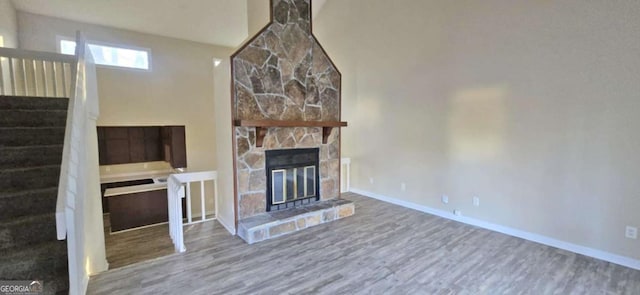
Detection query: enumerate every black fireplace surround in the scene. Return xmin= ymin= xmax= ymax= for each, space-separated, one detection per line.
xmin=265 ymin=148 xmax=320 ymax=212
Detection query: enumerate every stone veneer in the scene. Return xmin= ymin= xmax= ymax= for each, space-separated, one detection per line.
xmin=232 ymin=0 xmax=342 ymax=221
xmin=238 ymin=199 xmax=354 ymax=244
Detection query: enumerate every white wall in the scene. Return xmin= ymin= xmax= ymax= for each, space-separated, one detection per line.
xmin=246 ymin=0 xmax=270 ymax=37
xmin=0 ymin=0 xmax=17 ymax=47
xmin=17 ymin=12 xmax=235 ymax=217
xmin=17 ymin=12 xmax=233 ymax=172
xmin=315 ymin=0 xmax=640 ymax=260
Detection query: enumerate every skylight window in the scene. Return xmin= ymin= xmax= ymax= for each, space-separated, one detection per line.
xmin=60 ymin=39 xmax=150 ymax=71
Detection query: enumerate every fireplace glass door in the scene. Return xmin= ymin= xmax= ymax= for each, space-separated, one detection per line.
xmin=271 ymin=166 xmax=316 ymax=205
xmin=266 ymin=148 xmax=320 ymax=211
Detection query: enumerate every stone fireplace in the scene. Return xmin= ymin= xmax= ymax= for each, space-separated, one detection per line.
xmin=231 ymin=0 xmax=353 ymax=244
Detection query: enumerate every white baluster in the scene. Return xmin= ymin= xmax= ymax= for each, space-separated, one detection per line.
xmin=61 ymin=63 xmax=68 ymax=97
xmin=52 ymin=62 xmax=58 ymax=97
xmin=42 ymin=60 xmax=48 ymax=97
xmin=8 ymin=57 xmax=16 ymax=95
xmin=31 ymin=60 xmax=38 ymax=96
xmin=214 ymin=178 xmax=219 ymax=219
xmin=186 ymin=183 xmax=192 ymax=224
xmin=0 ymin=58 xmax=5 ymax=95
xmin=200 ymin=181 xmax=205 ymax=222
xmin=21 ymin=59 xmax=28 ymax=96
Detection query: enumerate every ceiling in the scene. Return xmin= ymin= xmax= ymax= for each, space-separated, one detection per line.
xmin=11 ymin=0 xmax=329 ymax=48
xmin=11 ymin=0 xmax=250 ymax=48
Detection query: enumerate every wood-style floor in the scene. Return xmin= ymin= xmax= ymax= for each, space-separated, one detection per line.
xmin=88 ymin=193 xmax=640 ymax=294
xmin=103 ymin=214 xmax=176 ymax=269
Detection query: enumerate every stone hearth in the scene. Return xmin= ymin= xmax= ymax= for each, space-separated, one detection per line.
xmin=231 ymin=0 xmax=352 ymax=244
xmin=238 ymin=199 xmax=354 ymax=244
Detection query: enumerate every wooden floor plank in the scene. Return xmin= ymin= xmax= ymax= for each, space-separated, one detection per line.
xmin=88 ymin=193 xmax=640 ymax=294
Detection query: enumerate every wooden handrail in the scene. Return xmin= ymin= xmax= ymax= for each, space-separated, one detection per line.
xmin=234 ymin=120 xmax=348 ymax=147
xmin=234 ymin=119 xmax=347 ymax=128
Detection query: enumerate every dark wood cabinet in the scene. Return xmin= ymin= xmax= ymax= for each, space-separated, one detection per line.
xmin=144 ymin=127 xmax=162 ymax=161
xmin=98 ymin=126 xmax=179 ymax=166
xmin=104 ymin=127 xmax=131 ymax=164
xmin=128 ymin=127 xmax=146 ymax=163
xmin=108 ymin=189 xmax=168 ymax=232
xmin=161 ymin=126 xmax=187 ymax=168
xmin=106 ymin=187 xmax=187 ymax=232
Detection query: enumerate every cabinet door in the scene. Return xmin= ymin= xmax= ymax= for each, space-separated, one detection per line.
xmin=170 ymin=126 xmax=187 ymax=168
xmin=104 ymin=127 xmax=130 ymax=164
xmin=144 ymin=127 xmax=162 ymax=162
xmin=161 ymin=126 xmax=187 ymax=168
xmin=97 ymin=127 xmax=107 ymax=165
xmin=108 ymin=189 xmax=169 ymax=232
xmin=129 ymin=127 xmax=146 ymax=163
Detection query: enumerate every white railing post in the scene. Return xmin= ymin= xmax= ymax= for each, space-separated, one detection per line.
xmin=167 ymin=171 xmax=218 ymax=253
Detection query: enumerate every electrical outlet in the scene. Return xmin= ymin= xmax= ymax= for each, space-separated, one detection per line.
xmin=369 ymin=177 xmax=374 ymax=184
xmin=626 ymin=226 xmax=638 ymax=239
xmin=453 ymin=209 xmax=462 ymax=216
xmin=401 ymin=183 xmax=406 ymax=192
xmin=473 ymin=196 xmax=480 ymax=207
xmin=144 ymin=163 xmax=149 ymax=169
xmin=441 ymin=195 xmax=449 ymax=204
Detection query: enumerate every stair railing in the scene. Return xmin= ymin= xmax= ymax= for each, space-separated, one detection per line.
xmin=56 ymin=31 xmax=101 ymax=295
xmin=0 ymin=47 xmax=75 ymax=97
xmin=167 ymin=171 xmax=218 ymax=252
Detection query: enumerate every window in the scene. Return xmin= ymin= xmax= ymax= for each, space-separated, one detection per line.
xmin=59 ymin=38 xmax=150 ymax=71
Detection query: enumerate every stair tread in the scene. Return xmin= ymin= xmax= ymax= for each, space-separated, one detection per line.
xmin=1 ymin=240 xmax=66 ymax=261
xmin=0 ymin=187 xmax=58 ymax=198
xmin=0 ymin=212 xmax=57 ymax=227
xmin=0 ymin=165 xmax=61 ymax=194
xmin=0 ymin=96 xmax=69 ymax=111
xmin=0 ymin=145 xmax=64 ymax=169
xmin=0 ymin=144 xmax=64 ymax=150
xmin=0 ymin=163 xmax=61 ymax=171
xmin=0 ymin=126 xmax=66 ymax=130
xmin=0 ymin=240 xmax=68 ymax=282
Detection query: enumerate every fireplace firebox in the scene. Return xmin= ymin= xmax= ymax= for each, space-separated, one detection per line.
xmin=265 ymin=148 xmax=320 ymax=212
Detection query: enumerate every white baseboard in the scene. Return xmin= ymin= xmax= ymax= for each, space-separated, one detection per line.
xmin=350 ymin=188 xmax=640 ymax=271
xmin=217 ymin=215 xmax=236 ymax=235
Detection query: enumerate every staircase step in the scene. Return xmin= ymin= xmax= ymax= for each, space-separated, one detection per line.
xmin=0 ymin=188 xmax=58 ymax=221
xmin=0 ymin=213 xmax=58 ymax=250
xmin=0 ymin=110 xmax=68 ymax=127
xmin=0 ymin=127 xmax=66 ymax=147
xmin=0 ymin=145 xmax=63 ymax=169
xmin=0 ymin=240 xmax=67 ymax=284
xmin=0 ymin=165 xmax=61 ymax=193
xmin=0 ymin=96 xmax=68 ymax=110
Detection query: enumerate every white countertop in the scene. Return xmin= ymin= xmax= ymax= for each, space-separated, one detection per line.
xmin=101 ymin=169 xmax=173 ymax=198
xmin=100 ymin=169 xmax=173 ymax=184
xmin=104 ymin=182 xmax=167 ymax=197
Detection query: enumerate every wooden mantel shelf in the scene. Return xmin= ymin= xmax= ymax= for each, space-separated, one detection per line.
xmin=234 ymin=120 xmax=348 ymax=147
